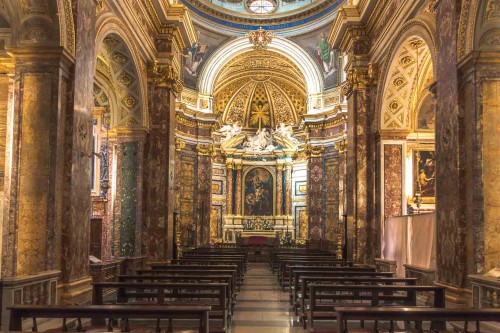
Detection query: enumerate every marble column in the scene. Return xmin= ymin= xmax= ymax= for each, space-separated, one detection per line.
xmin=143 ymin=63 xmax=182 ymax=260
xmin=434 ymin=0 xmax=468 ymax=298
xmin=336 ymin=139 xmax=348 ymax=258
xmin=196 ymin=144 xmax=212 ymax=246
xmin=235 ymin=163 xmax=243 ymax=215
xmin=226 ymin=161 xmax=234 ymax=215
xmin=285 ymin=163 xmax=292 ymax=215
xmin=342 ymin=63 xmax=377 ymax=264
xmin=307 ymin=146 xmax=324 ymax=240
xmin=276 ymin=164 xmax=283 ymax=216
xmin=1 ymin=49 xmax=73 ymax=278
xmin=111 ymin=131 xmax=146 ymax=258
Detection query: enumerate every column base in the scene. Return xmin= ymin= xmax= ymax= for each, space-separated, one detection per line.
xmin=58 ymin=277 xmax=93 ymax=305
xmin=434 ymin=281 xmax=472 ymax=308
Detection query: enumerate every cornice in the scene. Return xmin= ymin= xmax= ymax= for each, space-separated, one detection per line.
xmin=164 ymin=4 xmax=196 ymax=49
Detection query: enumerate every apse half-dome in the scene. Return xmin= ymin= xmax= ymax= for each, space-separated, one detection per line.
xmin=213 ymin=50 xmax=306 ymax=128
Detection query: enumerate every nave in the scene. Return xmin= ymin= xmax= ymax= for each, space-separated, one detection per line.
xmin=7 ymin=247 xmax=500 ymax=333
xmin=232 ymin=263 xmax=301 ymax=333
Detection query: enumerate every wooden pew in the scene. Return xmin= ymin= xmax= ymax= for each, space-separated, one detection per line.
xmin=270 ymin=252 xmax=336 ymax=272
xmin=335 ymin=307 xmax=500 ymax=333
xmin=162 ymin=258 xmax=246 ymax=279
xmin=290 ymin=270 xmax=394 ymax=306
xmin=9 ymin=304 xmax=211 ymax=333
xmin=269 ymin=249 xmax=329 ymax=269
xmin=179 ymin=254 xmax=248 ymax=270
xmin=92 ymin=281 xmax=230 ymax=330
xmin=296 ymin=277 xmax=417 ymax=326
xmin=307 ymin=284 xmax=446 ymax=331
xmin=280 ymin=263 xmax=373 ymax=291
xmin=149 ymin=264 xmax=243 ymax=288
xmin=117 ymin=274 xmax=236 ymax=314
xmin=277 ymin=256 xmax=351 ymax=281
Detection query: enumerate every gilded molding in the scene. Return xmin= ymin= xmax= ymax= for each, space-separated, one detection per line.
xmin=148 ymin=62 xmax=183 ymax=94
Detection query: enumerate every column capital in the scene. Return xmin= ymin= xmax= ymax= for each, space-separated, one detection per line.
xmin=196 ymin=143 xmax=213 ymax=156
xmin=305 ymin=144 xmax=324 ymax=158
xmin=147 ymin=62 xmax=183 ymax=94
xmin=341 ymin=64 xmax=378 ymax=97
xmin=175 ymin=137 xmax=186 ymax=151
xmin=226 ymin=161 xmax=234 ymax=169
xmin=334 ymin=138 xmax=347 ymax=153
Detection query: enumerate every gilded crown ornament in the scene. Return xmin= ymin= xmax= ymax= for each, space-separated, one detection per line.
xmin=248 ymin=27 xmax=275 ymax=50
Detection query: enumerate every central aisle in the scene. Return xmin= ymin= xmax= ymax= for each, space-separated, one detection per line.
xmin=231 ymin=263 xmax=304 ymax=333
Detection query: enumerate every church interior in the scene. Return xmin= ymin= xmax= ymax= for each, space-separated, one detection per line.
xmin=0 ymin=0 xmax=499 ymax=332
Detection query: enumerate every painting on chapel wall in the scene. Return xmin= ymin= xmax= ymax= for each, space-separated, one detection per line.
xmin=182 ymin=25 xmax=231 ymax=90
xmin=291 ymin=26 xmax=341 ymax=90
xmin=416 ymin=93 xmax=436 ymax=131
xmin=413 ymin=149 xmax=435 ymax=203
xmin=244 ymin=168 xmax=274 ymax=216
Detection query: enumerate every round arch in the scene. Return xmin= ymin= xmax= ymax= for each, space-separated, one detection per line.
xmin=94 ymin=17 xmax=148 ymax=127
xmin=198 ymin=36 xmax=324 ymax=96
xmin=376 ymin=19 xmax=437 ymax=131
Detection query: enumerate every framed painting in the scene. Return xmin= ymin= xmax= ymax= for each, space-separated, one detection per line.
xmin=413 ymin=149 xmax=435 ymax=203
xmin=243 ymin=167 xmax=274 ymax=216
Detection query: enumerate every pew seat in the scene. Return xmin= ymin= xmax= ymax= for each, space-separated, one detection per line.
xmin=8 ymin=304 xmax=211 ymax=333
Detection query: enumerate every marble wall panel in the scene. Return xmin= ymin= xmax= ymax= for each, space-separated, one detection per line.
xmin=180 ymin=153 xmax=196 ymax=246
xmin=384 ymin=145 xmax=403 ymax=217
xmin=308 ymin=156 xmax=323 ymax=239
xmin=436 ymin=0 xmax=466 ymax=287
xmin=324 ymin=157 xmax=339 ymax=241
xmin=197 ymin=155 xmax=212 ymax=246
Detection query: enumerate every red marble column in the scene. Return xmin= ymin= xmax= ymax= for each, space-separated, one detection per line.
xmin=435 ymin=0 xmax=467 ymax=291
xmin=226 ymin=162 xmax=234 ymax=215
xmin=276 ymin=164 xmax=283 ymax=215
xmin=235 ymin=163 xmax=242 ymax=215
xmin=344 ymin=66 xmax=376 ymax=264
xmin=196 ymin=147 xmax=212 ymax=246
xmin=143 ymin=66 xmax=179 ymax=260
xmin=285 ymin=164 xmax=292 ymax=215
xmin=307 ymin=149 xmax=324 ymax=240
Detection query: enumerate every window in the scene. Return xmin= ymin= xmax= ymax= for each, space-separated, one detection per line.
xmin=247 ymin=0 xmax=277 ymax=14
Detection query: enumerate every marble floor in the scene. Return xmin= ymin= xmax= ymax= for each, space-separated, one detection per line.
xmin=230 ymin=263 xmax=305 ymax=333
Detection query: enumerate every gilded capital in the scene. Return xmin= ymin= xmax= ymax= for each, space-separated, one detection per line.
xmin=196 ymin=143 xmax=213 ymax=156
xmin=148 ymin=62 xmax=183 ymax=94
xmin=305 ymin=144 xmax=324 ymax=157
xmin=175 ymin=137 xmax=186 ymax=151
xmin=334 ymin=138 xmax=347 ymax=153
xmin=341 ymin=65 xmax=377 ymax=97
